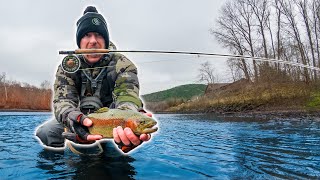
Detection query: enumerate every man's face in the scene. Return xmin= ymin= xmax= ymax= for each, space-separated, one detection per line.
xmin=80 ymin=32 xmax=106 ymax=64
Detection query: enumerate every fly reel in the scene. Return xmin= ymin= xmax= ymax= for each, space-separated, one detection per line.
xmin=61 ymin=55 xmax=81 ymax=73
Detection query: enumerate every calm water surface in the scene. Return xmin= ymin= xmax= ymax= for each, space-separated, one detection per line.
xmin=0 ymin=112 xmax=319 ymax=179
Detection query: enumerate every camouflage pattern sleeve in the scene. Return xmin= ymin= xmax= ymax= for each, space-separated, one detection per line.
xmin=53 ymin=65 xmax=80 ymax=123
xmin=112 ymin=53 xmax=143 ymax=111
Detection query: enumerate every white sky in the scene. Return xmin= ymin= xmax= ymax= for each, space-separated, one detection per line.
xmin=0 ymin=0 xmax=230 ymax=94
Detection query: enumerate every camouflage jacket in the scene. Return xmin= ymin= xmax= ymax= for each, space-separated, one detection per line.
xmin=53 ymin=51 xmax=143 ymax=123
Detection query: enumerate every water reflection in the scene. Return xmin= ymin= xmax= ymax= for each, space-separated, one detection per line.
xmin=36 ymin=142 xmax=136 ymax=179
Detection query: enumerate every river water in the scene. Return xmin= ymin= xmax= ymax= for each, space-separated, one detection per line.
xmin=0 ymin=112 xmax=319 ymax=179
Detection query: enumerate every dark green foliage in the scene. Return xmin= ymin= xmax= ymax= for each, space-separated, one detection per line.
xmin=142 ymin=84 xmax=206 ymax=102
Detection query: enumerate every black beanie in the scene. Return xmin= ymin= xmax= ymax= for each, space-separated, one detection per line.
xmin=76 ymin=6 xmax=109 ymax=48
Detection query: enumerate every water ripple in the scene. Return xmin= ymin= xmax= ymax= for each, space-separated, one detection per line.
xmin=0 ymin=112 xmax=320 ymax=179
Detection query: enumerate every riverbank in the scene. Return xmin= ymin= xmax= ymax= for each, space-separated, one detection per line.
xmin=154 ymin=109 xmax=320 ymax=121
xmin=148 ymin=82 xmax=320 ymax=118
xmin=216 ymin=109 xmax=320 ymax=119
xmin=2 ymin=81 xmax=320 ymax=118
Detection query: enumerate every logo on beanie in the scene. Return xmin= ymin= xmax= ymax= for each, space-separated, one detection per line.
xmin=92 ymin=18 xmax=101 ymax=26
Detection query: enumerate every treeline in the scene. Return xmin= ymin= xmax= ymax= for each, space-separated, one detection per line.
xmin=0 ymin=73 xmax=52 ymax=111
xmin=212 ymin=0 xmax=320 ymax=83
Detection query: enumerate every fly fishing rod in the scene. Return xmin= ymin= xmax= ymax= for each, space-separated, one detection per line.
xmin=59 ymin=49 xmax=320 ymax=73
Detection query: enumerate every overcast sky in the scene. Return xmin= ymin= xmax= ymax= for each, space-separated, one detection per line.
xmin=0 ymin=0 xmax=230 ymax=94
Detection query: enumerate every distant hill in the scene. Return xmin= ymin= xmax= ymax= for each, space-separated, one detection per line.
xmin=142 ymin=84 xmax=206 ymax=102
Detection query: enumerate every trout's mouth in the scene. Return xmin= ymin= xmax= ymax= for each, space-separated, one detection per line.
xmin=142 ymin=121 xmax=158 ymax=134
xmin=142 ymin=126 xmax=158 ymax=134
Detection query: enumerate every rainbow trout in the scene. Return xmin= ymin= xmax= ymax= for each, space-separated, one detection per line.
xmin=87 ymin=107 xmax=158 ymax=138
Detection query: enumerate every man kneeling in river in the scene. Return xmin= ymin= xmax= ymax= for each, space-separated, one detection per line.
xmin=35 ymin=6 xmax=153 ymax=153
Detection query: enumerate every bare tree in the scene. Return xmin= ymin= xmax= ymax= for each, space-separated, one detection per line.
xmin=312 ymin=0 xmax=320 ymax=67
xmin=0 ymin=72 xmax=7 ymax=102
xmin=40 ymin=80 xmax=51 ymax=90
xmin=274 ymin=0 xmax=283 ymax=70
xmin=234 ymin=0 xmax=259 ymax=81
xmin=279 ymin=0 xmax=310 ymax=83
xmin=198 ymin=61 xmax=216 ymax=85
xmin=213 ymin=0 xmax=320 ymax=84
xmin=248 ymin=0 xmax=270 ymax=59
xmin=211 ymin=1 xmax=251 ymax=81
xmin=227 ymin=58 xmax=248 ymax=81
xmin=0 ymin=72 xmax=6 ymax=84
xmin=297 ymin=0 xmax=317 ymax=80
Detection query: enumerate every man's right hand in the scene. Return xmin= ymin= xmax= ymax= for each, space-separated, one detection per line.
xmin=62 ymin=111 xmax=102 ymax=144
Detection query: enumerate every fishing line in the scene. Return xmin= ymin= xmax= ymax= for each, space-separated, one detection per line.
xmin=76 ymin=55 xmax=202 ymax=71
xmin=59 ymin=49 xmax=320 ymax=73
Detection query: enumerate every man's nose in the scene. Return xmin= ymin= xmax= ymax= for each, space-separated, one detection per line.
xmin=89 ymin=35 xmax=98 ymax=44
